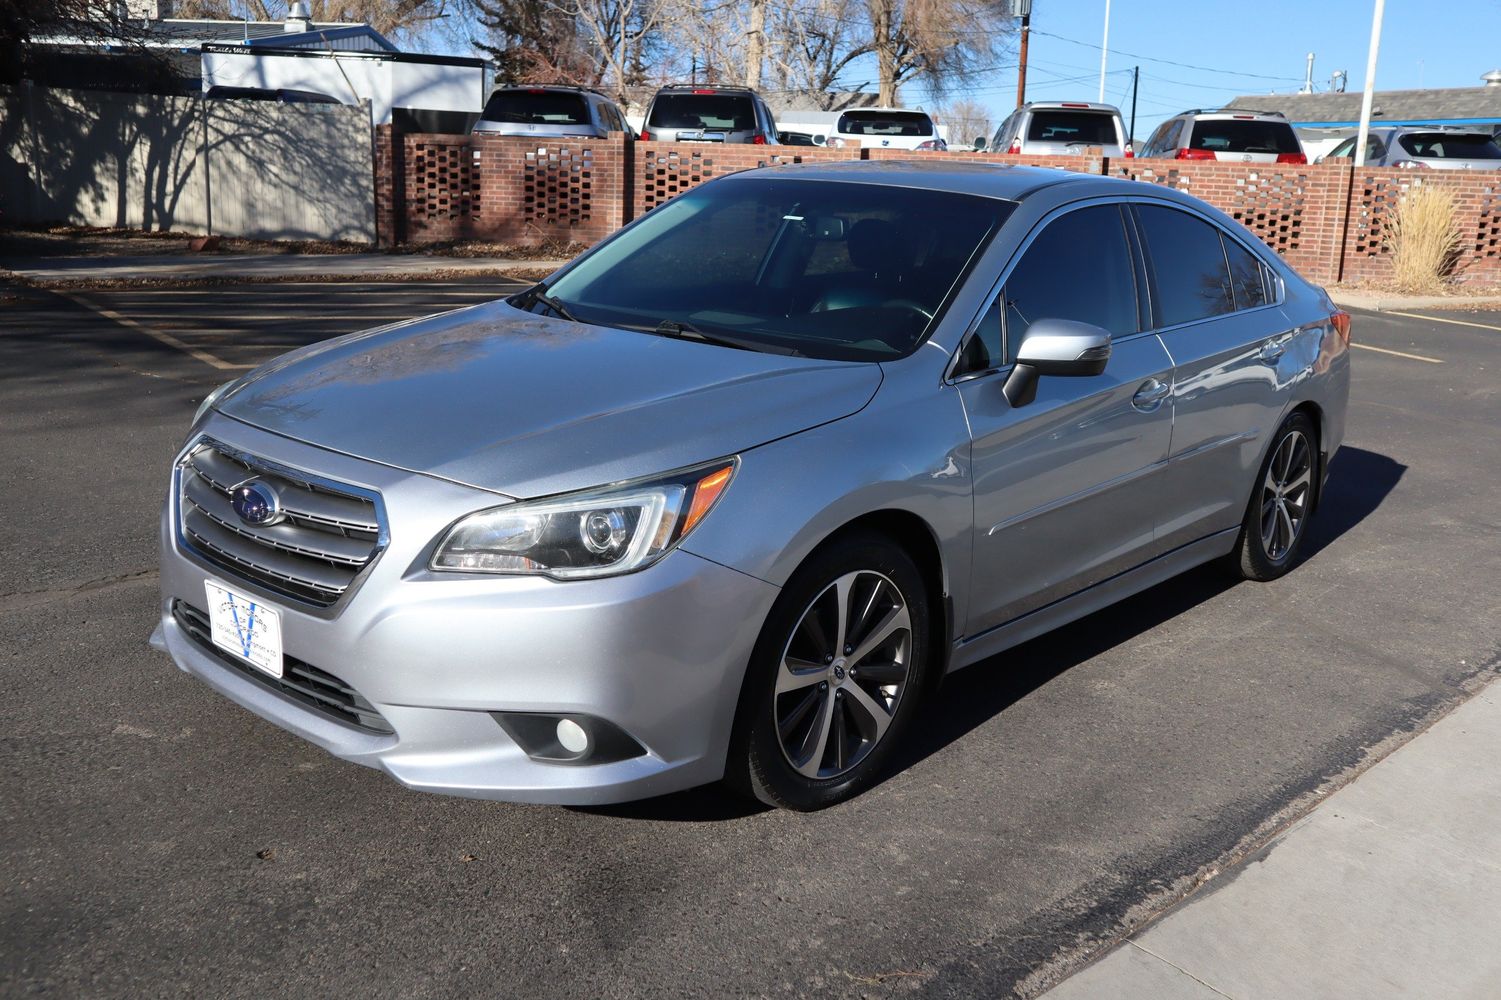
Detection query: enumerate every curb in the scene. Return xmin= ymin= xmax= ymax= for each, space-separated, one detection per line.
xmin=1329 ymin=290 xmax=1501 ymax=312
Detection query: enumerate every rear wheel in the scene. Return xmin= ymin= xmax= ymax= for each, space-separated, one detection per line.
xmin=1231 ymin=412 xmax=1317 ymax=581
xmin=726 ymin=533 xmax=932 ymax=811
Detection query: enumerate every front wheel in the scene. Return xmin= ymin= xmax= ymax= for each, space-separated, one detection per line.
xmin=1230 ymin=412 xmax=1318 ymax=581
xmin=726 ymin=533 xmax=933 ymax=811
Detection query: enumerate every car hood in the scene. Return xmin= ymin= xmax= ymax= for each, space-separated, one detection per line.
xmin=216 ymin=301 xmax=882 ymax=498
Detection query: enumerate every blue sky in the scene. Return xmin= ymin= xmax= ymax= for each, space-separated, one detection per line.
xmin=945 ymin=0 xmax=1501 ymax=140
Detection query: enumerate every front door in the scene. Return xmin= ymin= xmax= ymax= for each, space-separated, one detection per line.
xmin=956 ymin=203 xmax=1176 ymax=638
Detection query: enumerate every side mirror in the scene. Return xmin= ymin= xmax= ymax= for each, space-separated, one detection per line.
xmin=1003 ymin=319 xmax=1112 ymax=407
xmin=973 ymin=136 xmax=987 ymax=151
xmin=1314 ymin=154 xmax=1325 ymax=164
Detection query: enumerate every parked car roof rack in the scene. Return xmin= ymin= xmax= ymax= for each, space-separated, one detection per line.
xmin=1178 ymin=107 xmax=1287 ymax=118
xmin=656 ymin=83 xmax=756 ymax=93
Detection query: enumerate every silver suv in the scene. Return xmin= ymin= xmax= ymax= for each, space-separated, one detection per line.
xmin=1139 ymin=108 xmax=1306 ymax=163
xmin=640 ymin=84 xmax=780 ymax=144
xmin=472 ymin=85 xmax=633 ymax=140
xmin=1319 ymin=126 xmax=1501 ymax=170
xmin=990 ymin=101 xmax=1130 ymax=158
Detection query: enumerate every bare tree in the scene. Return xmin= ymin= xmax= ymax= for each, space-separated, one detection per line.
xmin=0 ymin=0 xmax=157 ymax=84
xmin=864 ymin=0 xmax=1010 ymax=105
xmin=471 ymin=0 xmax=599 ymax=85
xmin=934 ymin=96 xmax=991 ymax=149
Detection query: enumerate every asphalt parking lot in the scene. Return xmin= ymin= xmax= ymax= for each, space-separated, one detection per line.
xmin=2 ymin=283 xmax=1498 ymax=998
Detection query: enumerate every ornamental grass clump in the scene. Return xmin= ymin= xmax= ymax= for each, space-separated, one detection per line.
xmin=1385 ymin=184 xmax=1463 ymax=293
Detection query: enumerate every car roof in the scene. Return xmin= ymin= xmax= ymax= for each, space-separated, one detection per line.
xmin=492 ymin=84 xmax=608 ymax=98
xmin=838 ymin=107 xmax=933 ymax=115
xmin=1023 ymin=101 xmax=1122 ymax=114
xmin=1178 ymin=108 xmax=1290 ymax=122
xmin=718 ymin=160 xmax=1189 ymax=205
xmin=653 ymin=84 xmax=756 ymax=94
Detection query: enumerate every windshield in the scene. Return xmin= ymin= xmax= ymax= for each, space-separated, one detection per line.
xmin=648 ymin=94 xmax=756 ymax=131
xmin=1189 ymin=119 xmax=1300 ymax=154
xmin=538 ymin=178 xmax=1013 ymax=361
xmin=837 ymin=111 xmax=934 ymax=137
xmin=1026 ymin=110 xmax=1118 ymax=145
xmin=481 ymin=90 xmax=590 ymax=125
xmin=1398 ymin=133 xmax=1501 ymax=159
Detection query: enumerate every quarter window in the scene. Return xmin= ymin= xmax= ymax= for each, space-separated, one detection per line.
xmin=1135 ymin=205 xmax=1236 ymax=327
xmin=1222 ymin=234 xmax=1270 ymax=310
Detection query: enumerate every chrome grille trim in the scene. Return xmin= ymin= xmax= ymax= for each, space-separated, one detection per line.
xmin=176 ymin=438 xmax=388 ymax=610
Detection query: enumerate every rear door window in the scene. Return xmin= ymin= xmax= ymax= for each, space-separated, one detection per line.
xmin=837 ymin=111 xmax=934 ymax=137
xmin=1026 ymin=110 xmax=1118 ymax=145
xmin=1397 ymin=133 xmax=1501 ymax=159
xmin=1135 ymin=205 xmax=1236 ymax=327
xmin=1188 ymin=119 xmax=1300 ymax=154
xmin=648 ymin=94 xmax=756 ymax=131
xmin=482 ymin=90 xmax=590 ymax=125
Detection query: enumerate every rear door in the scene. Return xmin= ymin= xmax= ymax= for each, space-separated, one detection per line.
xmin=1133 ymin=202 xmax=1295 ymax=549
xmin=1188 ymin=117 xmax=1302 ymax=163
xmin=1021 ymin=109 xmax=1124 ymax=156
xmin=957 ymin=202 xmax=1175 ymax=636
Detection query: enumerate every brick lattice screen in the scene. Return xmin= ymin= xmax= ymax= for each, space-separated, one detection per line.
xmin=373 ymin=127 xmax=1501 ymax=286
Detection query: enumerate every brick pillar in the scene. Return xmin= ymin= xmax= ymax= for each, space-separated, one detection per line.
xmin=372 ymin=125 xmax=406 ymax=248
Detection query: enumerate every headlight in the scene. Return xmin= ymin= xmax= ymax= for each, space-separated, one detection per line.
xmin=193 ymin=379 xmax=237 ymax=426
xmin=431 ymin=459 xmax=737 ymax=580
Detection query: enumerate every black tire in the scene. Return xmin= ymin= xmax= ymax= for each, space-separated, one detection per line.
xmin=725 ymin=532 xmax=933 ymax=811
xmin=1230 ymin=411 xmax=1318 ymax=582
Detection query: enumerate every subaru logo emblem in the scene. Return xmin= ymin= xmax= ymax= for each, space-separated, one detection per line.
xmin=230 ymin=480 xmax=282 ymax=526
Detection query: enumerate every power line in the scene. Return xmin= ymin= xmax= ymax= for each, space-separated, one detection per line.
xmin=1029 ymin=28 xmax=1304 ymax=83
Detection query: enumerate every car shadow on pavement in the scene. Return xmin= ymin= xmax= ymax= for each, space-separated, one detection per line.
xmin=575 ymin=447 xmax=1406 ymax=823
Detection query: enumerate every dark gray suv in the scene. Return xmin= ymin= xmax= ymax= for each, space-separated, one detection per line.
xmin=472 ymin=86 xmax=633 ymax=140
xmin=640 ymin=85 xmax=780 ymax=144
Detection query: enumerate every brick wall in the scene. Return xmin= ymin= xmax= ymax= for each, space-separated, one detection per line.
xmin=373 ymin=132 xmax=1501 ymax=287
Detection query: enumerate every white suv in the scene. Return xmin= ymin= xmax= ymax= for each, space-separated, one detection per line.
xmin=990 ymin=102 xmax=1130 ymax=158
xmin=1139 ymin=108 xmax=1306 ymax=164
xmin=828 ymin=108 xmax=946 ymax=151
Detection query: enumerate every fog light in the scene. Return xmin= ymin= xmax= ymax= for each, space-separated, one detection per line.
xmin=556 ymin=717 xmax=589 ymax=754
xmin=491 ymin=711 xmax=647 ymax=765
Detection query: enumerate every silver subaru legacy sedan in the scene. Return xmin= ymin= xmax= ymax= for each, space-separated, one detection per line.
xmin=152 ymin=162 xmax=1351 ymax=811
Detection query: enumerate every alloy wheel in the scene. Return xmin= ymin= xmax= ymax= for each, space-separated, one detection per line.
xmin=774 ymin=570 xmax=912 ymax=779
xmin=1260 ymin=429 xmax=1313 ymax=562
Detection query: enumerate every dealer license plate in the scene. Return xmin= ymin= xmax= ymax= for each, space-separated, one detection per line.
xmin=204 ymin=580 xmax=283 ymax=679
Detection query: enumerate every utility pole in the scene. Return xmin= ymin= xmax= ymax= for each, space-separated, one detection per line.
xmin=1015 ymin=0 xmax=1032 ymax=108
xmin=1098 ymin=0 xmax=1111 ymax=102
xmin=1354 ymin=0 xmax=1385 ymax=168
xmin=1129 ymin=65 xmax=1138 ymax=145
xmin=745 ymin=0 xmax=765 ymax=91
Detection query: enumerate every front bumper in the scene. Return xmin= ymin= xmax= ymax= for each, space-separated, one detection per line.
xmin=155 ymin=418 xmax=780 ymax=805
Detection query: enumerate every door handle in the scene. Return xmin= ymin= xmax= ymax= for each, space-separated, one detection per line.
xmin=1258 ymin=338 xmax=1287 ymax=364
xmin=1132 ymin=378 xmax=1171 ymax=411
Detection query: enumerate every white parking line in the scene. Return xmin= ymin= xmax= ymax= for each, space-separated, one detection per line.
xmin=62 ymin=292 xmax=254 ymax=371
xmin=1384 ymin=310 xmax=1501 ymax=333
xmin=1351 ymin=342 xmax=1444 ymax=364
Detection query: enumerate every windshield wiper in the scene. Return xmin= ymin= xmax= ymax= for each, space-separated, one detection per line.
xmin=654 ymin=319 xmax=802 ymax=356
xmin=520 ymin=283 xmax=580 ymax=323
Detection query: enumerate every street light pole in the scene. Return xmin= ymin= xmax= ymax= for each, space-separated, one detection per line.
xmin=1353 ymin=0 xmax=1386 ymax=168
xmin=1098 ymin=0 xmax=1111 ymax=102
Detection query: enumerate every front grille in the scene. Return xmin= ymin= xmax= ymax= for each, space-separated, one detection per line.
xmin=173 ymin=600 xmax=394 ymax=735
xmin=177 ymin=441 xmax=383 ymax=607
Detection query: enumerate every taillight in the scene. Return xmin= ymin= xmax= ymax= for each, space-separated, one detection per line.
xmin=752 ymin=133 xmax=767 ymax=144
xmin=1331 ymin=310 xmax=1351 ymax=346
xmin=639 ymin=130 xmax=652 ymax=141
xmin=692 ymin=88 xmax=717 ymax=95
xmin=1276 ymin=152 xmax=1307 ymax=164
xmin=915 ymin=139 xmax=940 ymax=150
xmin=1176 ymin=147 xmax=1216 ymax=160
xmin=1008 ymin=137 xmax=1021 ymax=155
xmin=1392 ymin=159 xmax=1428 ymax=169
xmin=1124 ymin=142 xmax=1134 ymax=158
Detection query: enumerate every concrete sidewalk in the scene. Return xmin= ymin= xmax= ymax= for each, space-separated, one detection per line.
xmin=1329 ymin=288 xmax=1501 ymax=312
xmin=1039 ymin=678 xmax=1501 ymax=1000
xmin=0 ymin=252 xmax=570 ymax=284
